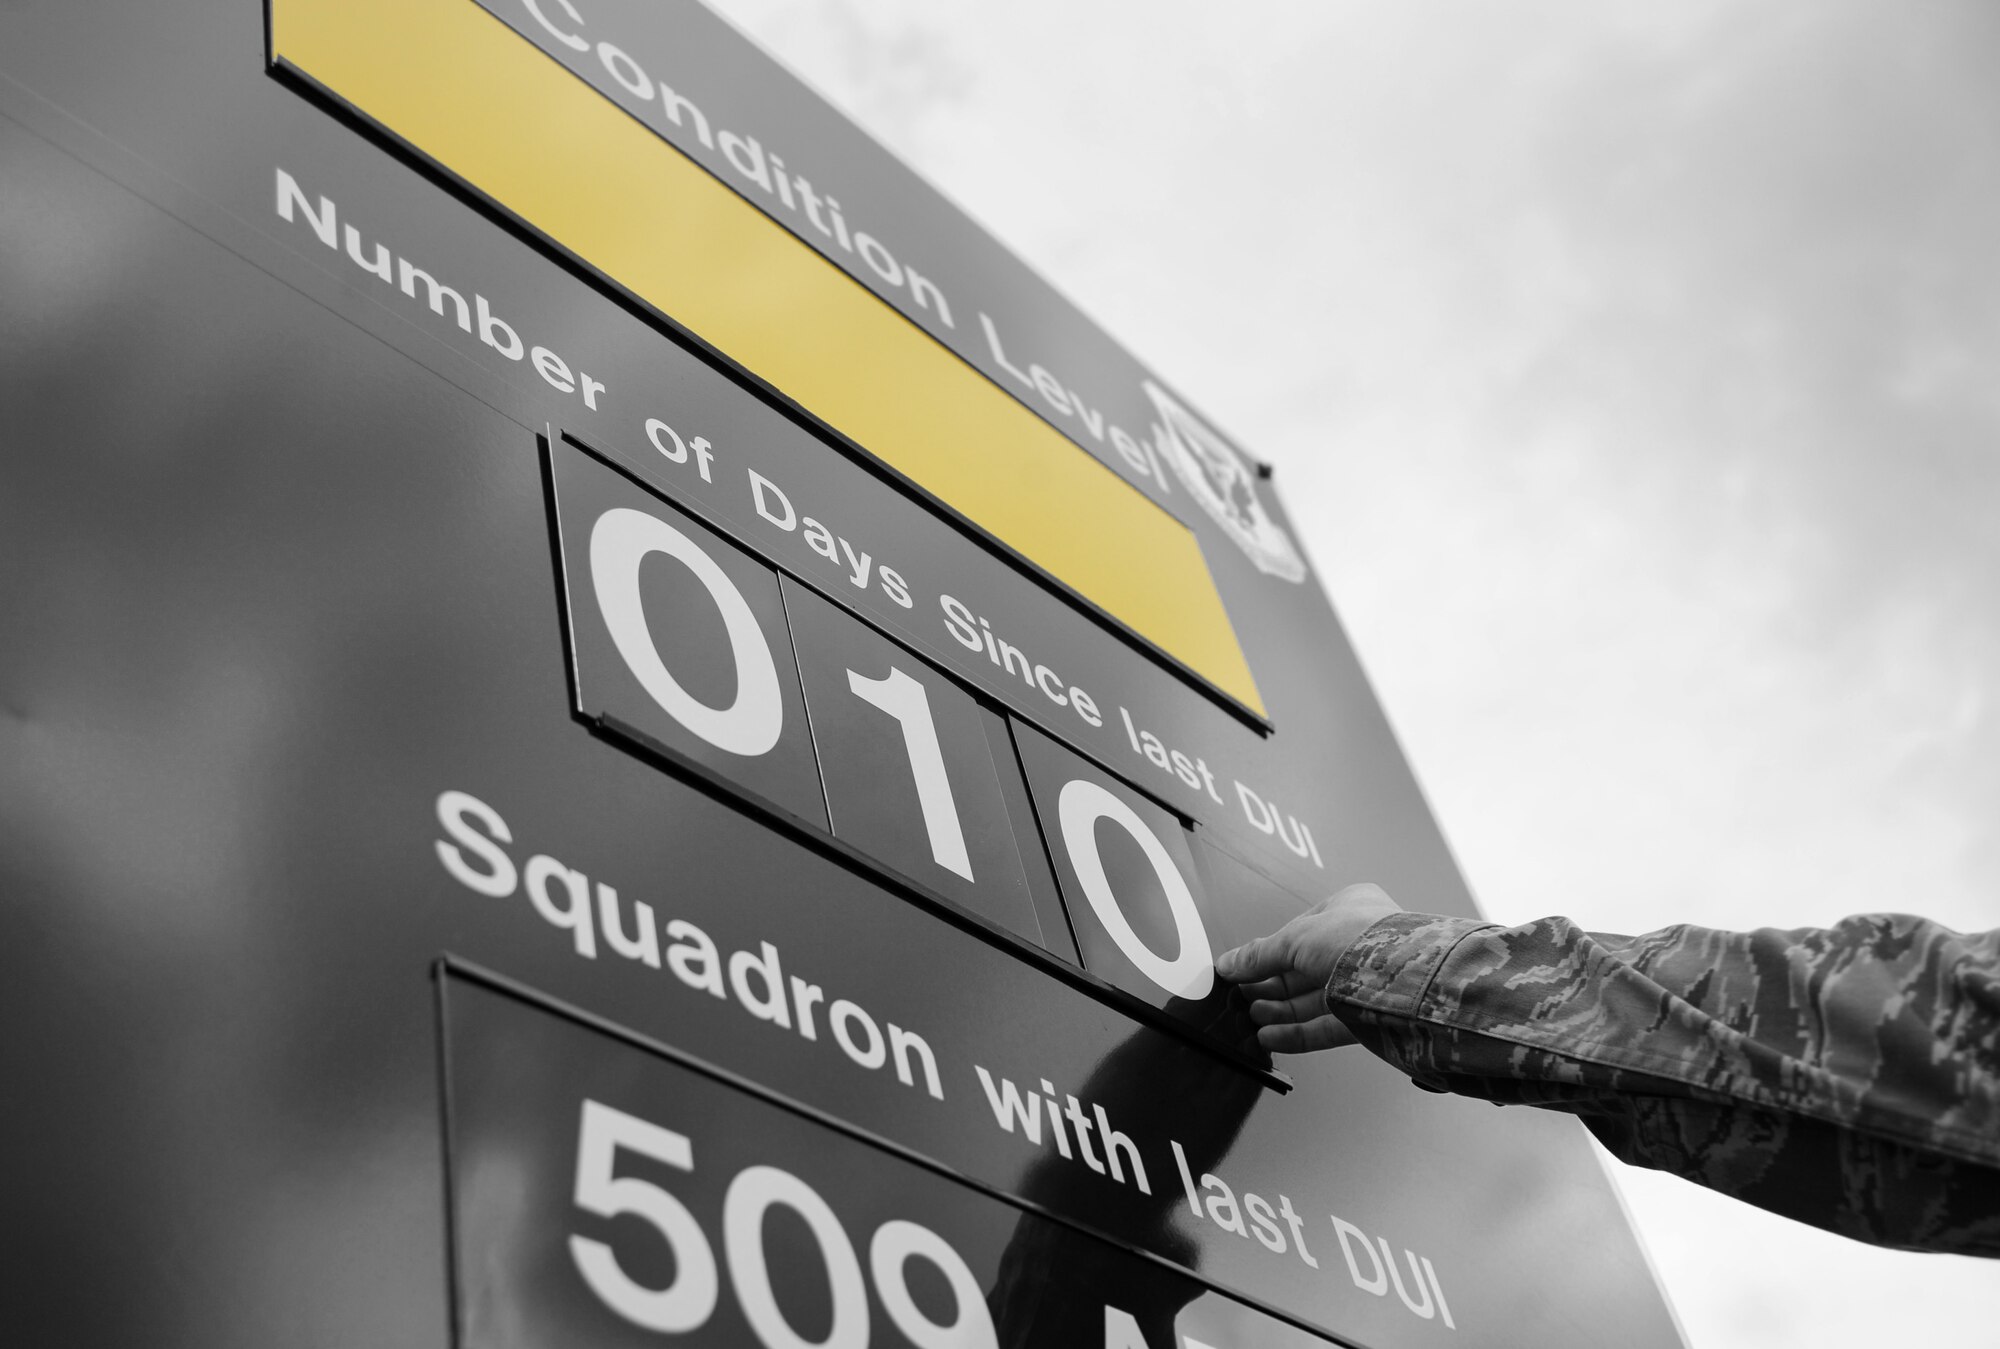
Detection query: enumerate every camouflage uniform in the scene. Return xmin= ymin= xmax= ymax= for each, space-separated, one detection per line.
xmin=1327 ymin=911 xmax=2000 ymax=1255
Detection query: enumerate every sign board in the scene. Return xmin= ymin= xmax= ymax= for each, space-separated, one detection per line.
xmin=0 ymin=2 xmax=1685 ymax=1346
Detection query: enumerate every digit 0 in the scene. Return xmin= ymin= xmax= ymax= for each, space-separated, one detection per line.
xmin=1055 ymin=779 xmax=1215 ymax=999
xmin=589 ymin=506 xmax=785 ymax=756
xmin=725 ymin=1165 xmax=869 ymax=1349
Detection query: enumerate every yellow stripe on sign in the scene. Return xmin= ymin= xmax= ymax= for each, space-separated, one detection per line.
xmin=270 ymin=0 xmax=1264 ymax=716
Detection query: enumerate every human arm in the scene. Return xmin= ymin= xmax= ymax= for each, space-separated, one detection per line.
xmin=1217 ymin=890 xmax=2000 ymax=1255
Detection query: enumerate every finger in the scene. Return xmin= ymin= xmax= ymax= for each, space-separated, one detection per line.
xmin=1247 ymin=990 xmax=1327 ymax=1027
xmin=1236 ymin=971 xmax=1315 ymax=1003
xmin=1332 ymin=881 xmax=1395 ymax=907
xmin=1255 ymin=1016 xmax=1359 ymax=1055
xmin=1214 ymin=932 xmax=1290 ymax=983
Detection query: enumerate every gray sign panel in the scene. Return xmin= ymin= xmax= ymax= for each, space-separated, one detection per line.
xmin=444 ymin=969 xmax=1347 ymax=1348
xmin=0 ymin=2 xmax=1685 ymax=1347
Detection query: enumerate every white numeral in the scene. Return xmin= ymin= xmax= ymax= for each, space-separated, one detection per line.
xmin=1056 ymin=779 xmax=1214 ymax=999
xmin=871 ymin=1219 xmax=999 ymax=1349
xmin=591 ymin=506 xmax=784 ymax=756
xmin=847 ymin=667 xmax=973 ymax=881
xmin=726 ymin=1165 xmax=870 ymax=1349
xmin=567 ymin=1099 xmax=1001 ymax=1348
xmin=568 ymin=1099 xmax=719 ymax=1332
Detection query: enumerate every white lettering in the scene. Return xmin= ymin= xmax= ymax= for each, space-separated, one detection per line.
xmin=520 ymin=0 xmax=588 ymax=52
xmin=434 ymin=789 xmax=517 ymax=897
xmin=274 ymin=167 xmax=336 ymax=248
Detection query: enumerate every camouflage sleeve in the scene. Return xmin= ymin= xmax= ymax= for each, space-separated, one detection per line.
xmin=1325 ymin=910 xmax=2000 ymax=1256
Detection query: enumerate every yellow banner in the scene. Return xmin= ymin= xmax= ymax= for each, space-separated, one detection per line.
xmin=271 ymin=0 xmax=1264 ymax=716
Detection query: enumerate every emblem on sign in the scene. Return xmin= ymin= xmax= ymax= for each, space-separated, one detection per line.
xmin=1144 ymin=380 xmax=1307 ymax=584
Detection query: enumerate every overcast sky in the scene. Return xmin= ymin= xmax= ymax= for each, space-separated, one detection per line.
xmin=702 ymin=2 xmax=2000 ymax=1343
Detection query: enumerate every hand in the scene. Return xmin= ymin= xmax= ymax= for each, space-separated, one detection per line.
xmin=1214 ymin=883 xmax=1403 ymax=1054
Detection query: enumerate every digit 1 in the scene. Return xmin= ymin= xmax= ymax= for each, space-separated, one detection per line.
xmin=845 ymin=667 xmax=973 ymax=881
